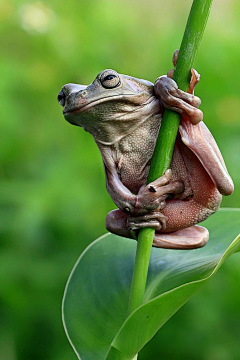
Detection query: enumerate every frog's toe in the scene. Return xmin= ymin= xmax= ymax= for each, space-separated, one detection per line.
xmin=167 ymin=69 xmax=175 ymax=79
xmin=155 ymin=75 xmax=201 ymax=107
xmin=167 ymin=49 xmax=179 ymax=78
xmin=128 ymin=219 xmax=161 ymax=231
xmin=147 ymin=169 xmax=172 ymax=191
xmin=127 ymin=212 xmax=167 ymax=232
xmin=174 ymin=88 xmax=201 ymax=108
xmin=153 ymin=225 xmax=209 ymax=249
xmin=189 ymin=68 xmax=200 ymax=94
xmin=172 ymin=49 xmax=179 ymax=67
xmin=154 ymin=76 xmax=203 ymax=125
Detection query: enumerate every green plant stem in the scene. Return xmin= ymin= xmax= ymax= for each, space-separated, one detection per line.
xmin=127 ymin=228 xmax=154 ymax=314
xmin=127 ymin=0 xmax=213 ymax=341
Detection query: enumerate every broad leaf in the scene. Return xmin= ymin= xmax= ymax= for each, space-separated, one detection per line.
xmin=63 ymin=209 xmax=240 ymax=360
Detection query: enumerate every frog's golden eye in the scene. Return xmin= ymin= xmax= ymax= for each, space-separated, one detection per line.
xmin=100 ymin=71 xmax=120 ymax=89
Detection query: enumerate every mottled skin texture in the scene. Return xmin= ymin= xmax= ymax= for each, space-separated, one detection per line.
xmin=58 ymin=61 xmax=234 ymax=249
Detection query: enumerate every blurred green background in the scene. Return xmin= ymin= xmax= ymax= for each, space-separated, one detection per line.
xmin=0 ymin=0 xmax=239 ymax=359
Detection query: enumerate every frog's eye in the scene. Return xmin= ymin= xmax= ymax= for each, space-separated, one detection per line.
xmin=100 ymin=71 xmax=120 ymax=89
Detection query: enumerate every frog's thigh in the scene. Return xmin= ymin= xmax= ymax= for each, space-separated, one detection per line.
xmin=153 ymin=225 xmax=209 ymax=249
xmin=106 ymin=209 xmax=132 ymax=239
xmin=161 ymin=198 xmax=216 ymax=231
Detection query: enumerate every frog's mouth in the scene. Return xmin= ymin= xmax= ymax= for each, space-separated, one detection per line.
xmin=63 ymin=94 xmax=140 ymax=116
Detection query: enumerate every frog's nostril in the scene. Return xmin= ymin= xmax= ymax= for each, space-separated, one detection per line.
xmin=58 ymin=90 xmax=65 ymax=107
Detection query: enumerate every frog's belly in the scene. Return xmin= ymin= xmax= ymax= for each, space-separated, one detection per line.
xmin=119 ymin=159 xmax=150 ymax=194
xmin=119 ymin=138 xmax=193 ymax=198
xmin=116 ymin=115 xmax=160 ymax=194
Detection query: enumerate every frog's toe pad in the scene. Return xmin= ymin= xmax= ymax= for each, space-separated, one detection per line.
xmin=153 ymin=225 xmax=209 ymax=249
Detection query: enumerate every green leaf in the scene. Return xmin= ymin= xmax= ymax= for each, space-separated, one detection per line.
xmin=63 ymin=209 xmax=240 ymax=360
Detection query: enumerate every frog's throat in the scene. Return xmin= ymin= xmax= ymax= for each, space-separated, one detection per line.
xmin=94 ymin=97 xmax=162 ymax=146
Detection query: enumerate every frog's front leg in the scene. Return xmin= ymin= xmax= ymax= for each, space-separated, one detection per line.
xmin=155 ymin=61 xmax=233 ymax=196
xmin=104 ymin=162 xmax=185 ymax=243
xmin=154 ymin=74 xmax=203 ymax=125
xmin=102 ymin=151 xmax=184 ymax=215
xmin=132 ymin=169 xmax=184 ymax=215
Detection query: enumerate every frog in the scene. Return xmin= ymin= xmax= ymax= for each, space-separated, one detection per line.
xmin=58 ymin=52 xmax=234 ymax=249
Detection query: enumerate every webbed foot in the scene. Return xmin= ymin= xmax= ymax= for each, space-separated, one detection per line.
xmin=106 ymin=210 xmax=209 ymax=250
xmin=155 ymin=49 xmax=202 ymax=125
xmin=134 ymin=169 xmax=184 ymax=215
xmin=153 ymin=225 xmax=209 ymax=249
xmin=154 ymin=75 xmax=203 ymax=125
xmin=167 ymin=49 xmax=200 ymax=94
xmin=127 ymin=211 xmax=167 ymax=232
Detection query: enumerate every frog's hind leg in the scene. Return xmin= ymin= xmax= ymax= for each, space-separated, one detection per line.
xmin=153 ymin=225 xmax=209 ymax=249
xmin=106 ymin=209 xmax=209 ymax=250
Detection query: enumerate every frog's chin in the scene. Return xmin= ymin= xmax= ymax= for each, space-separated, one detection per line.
xmin=63 ymin=93 xmax=140 ymax=116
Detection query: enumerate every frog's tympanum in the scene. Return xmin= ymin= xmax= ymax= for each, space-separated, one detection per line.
xmin=58 ymin=54 xmax=234 ymax=249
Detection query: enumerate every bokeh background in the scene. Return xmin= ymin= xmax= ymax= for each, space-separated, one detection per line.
xmin=1 ymin=0 xmax=239 ymax=359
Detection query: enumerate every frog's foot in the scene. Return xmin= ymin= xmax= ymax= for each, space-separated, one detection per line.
xmin=127 ymin=211 xmax=168 ymax=232
xmin=166 ymin=49 xmax=179 ymax=78
xmin=172 ymin=49 xmax=179 ymax=67
xmin=188 ymin=68 xmax=200 ymax=94
xmin=154 ymin=75 xmax=203 ymax=125
xmin=134 ymin=169 xmax=184 ymax=215
xmin=167 ymin=49 xmax=200 ymax=93
xmin=167 ymin=68 xmax=200 ymax=95
xmin=153 ymin=225 xmax=209 ymax=249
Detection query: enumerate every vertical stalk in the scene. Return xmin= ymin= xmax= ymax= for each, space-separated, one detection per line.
xmin=127 ymin=228 xmax=154 ymax=314
xmin=127 ymin=0 xmax=213 ymax=339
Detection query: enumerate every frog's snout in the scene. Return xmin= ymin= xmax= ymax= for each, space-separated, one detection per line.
xmin=58 ymin=83 xmax=88 ymax=108
xmin=58 ymin=89 xmax=65 ymax=107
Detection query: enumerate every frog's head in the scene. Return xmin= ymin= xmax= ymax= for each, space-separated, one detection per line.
xmin=58 ymin=69 xmax=161 ymax=144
